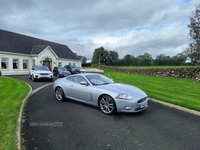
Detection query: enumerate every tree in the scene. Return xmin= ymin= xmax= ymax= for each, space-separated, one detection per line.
xmin=120 ymin=54 xmax=135 ymax=66
xmin=136 ymin=52 xmax=153 ymax=66
xmin=91 ymin=47 xmax=119 ymax=66
xmin=187 ymin=4 xmax=200 ymax=64
xmin=78 ymin=56 xmax=87 ymax=64
xmin=154 ymin=54 xmax=171 ymax=65
xmin=172 ymin=53 xmax=187 ymax=65
xmin=103 ymin=51 xmax=119 ymax=65
xmin=91 ymin=46 xmax=105 ymax=65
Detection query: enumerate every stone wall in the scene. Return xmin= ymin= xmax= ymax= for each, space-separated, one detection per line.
xmin=99 ymin=65 xmax=200 ymax=82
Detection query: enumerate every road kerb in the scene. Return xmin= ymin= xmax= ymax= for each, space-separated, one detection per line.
xmin=150 ymin=98 xmax=200 ymax=116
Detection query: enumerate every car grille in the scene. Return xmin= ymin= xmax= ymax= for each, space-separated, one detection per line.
xmin=137 ymin=97 xmax=148 ymax=103
xmin=40 ymin=73 xmax=49 ymax=75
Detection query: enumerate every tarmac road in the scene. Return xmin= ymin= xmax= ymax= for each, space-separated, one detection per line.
xmin=9 ymin=75 xmax=200 ymax=150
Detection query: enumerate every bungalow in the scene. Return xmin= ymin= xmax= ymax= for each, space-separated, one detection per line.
xmin=0 ymin=29 xmax=81 ymax=75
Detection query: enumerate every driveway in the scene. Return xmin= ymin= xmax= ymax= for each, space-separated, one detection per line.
xmin=9 ymin=75 xmax=200 ymax=150
xmin=7 ymin=75 xmax=55 ymax=90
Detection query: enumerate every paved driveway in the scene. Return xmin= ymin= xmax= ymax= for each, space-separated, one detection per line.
xmin=7 ymin=74 xmax=55 ymax=90
xmin=9 ymin=75 xmax=200 ymax=150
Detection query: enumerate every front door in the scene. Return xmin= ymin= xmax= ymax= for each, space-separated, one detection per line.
xmin=43 ymin=58 xmax=52 ymax=71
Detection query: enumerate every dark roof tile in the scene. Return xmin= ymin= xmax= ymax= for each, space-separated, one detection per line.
xmin=0 ymin=29 xmax=79 ymax=60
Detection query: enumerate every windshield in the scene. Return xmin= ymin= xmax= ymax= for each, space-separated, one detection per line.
xmin=86 ymin=75 xmax=113 ymax=86
xmin=58 ymin=67 xmax=67 ymax=71
xmin=71 ymin=66 xmax=78 ymax=69
xmin=35 ymin=66 xmax=49 ymax=71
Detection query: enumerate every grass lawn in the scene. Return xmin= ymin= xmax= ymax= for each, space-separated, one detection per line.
xmin=0 ymin=67 xmax=199 ymax=149
xmin=103 ymin=69 xmax=200 ymax=112
xmin=0 ymin=77 xmax=30 ymax=150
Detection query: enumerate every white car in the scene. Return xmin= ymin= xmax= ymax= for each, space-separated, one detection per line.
xmin=29 ymin=65 xmax=53 ymax=82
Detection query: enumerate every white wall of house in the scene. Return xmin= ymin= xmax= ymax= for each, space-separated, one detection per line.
xmin=55 ymin=58 xmax=81 ymax=68
xmin=0 ymin=52 xmax=31 ymax=75
xmin=0 ymin=47 xmax=81 ymax=75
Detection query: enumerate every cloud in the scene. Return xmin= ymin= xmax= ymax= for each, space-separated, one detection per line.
xmin=0 ymin=0 xmax=199 ymax=60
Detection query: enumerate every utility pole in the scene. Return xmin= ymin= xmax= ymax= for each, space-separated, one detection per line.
xmin=98 ymin=50 xmax=101 ymax=67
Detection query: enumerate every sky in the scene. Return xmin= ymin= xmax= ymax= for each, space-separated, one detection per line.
xmin=0 ymin=0 xmax=199 ymax=60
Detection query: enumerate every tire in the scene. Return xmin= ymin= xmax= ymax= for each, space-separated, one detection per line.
xmin=57 ymin=73 xmax=60 ymax=78
xmin=99 ymin=95 xmax=116 ymax=115
xmin=31 ymin=74 xmax=35 ymax=82
xmin=29 ymin=74 xmax=31 ymax=79
xmin=55 ymin=87 xmax=65 ymax=101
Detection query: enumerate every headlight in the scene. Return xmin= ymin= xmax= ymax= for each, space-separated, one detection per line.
xmin=116 ymin=94 xmax=132 ymax=100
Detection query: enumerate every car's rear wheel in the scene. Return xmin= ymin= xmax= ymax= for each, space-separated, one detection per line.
xmin=55 ymin=87 xmax=65 ymax=101
xmin=99 ymin=95 xmax=116 ymax=115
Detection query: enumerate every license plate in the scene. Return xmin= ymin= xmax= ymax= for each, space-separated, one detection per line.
xmin=141 ymin=102 xmax=147 ymax=108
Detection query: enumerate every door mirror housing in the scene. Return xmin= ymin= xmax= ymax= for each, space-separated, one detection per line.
xmin=80 ymin=81 xmax=88 ymax=86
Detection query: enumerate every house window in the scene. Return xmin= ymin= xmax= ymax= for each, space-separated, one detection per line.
xmin=58 ymin=62 xmax=62 ymax=67
xmin=32 ymin=59 xmax=35 ymax=66
xmin=1 ymin=58 xmax=8 ymax=69
xmin=13 ymin=59 xmax=19 ymax=69
xmin=23 ymin=59 xmax=29 ymax=69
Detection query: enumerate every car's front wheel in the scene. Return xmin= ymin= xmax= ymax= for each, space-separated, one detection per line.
xmin=57 ymin=73 xmax=60 ymax=78
xmin=31 ymin=74 xmax=35 ymax=82
xmin=29 ymin=73 xmax=31 ymax=79
xmin=55 ymin=87 xmax=65 ymax=101
xmin=99 ymin=95 xmax=116 ymax=115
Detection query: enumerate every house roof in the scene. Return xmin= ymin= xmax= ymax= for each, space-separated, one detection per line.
xmin=0 ymin=29 xmax=80 ymax=60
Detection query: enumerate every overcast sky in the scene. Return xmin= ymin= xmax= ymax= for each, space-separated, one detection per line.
xmin=0 ymin=0 xmax=199 ymax=60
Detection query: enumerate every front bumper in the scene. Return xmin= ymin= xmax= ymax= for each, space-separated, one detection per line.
xmin=33 ymin=74 xmax=53 ymax=79
xmin=115 ymin=97 xmax=148 ymax=113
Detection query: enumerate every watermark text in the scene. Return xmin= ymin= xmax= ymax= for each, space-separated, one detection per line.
xmin=29 ymin=122 xmax=63 ymax=127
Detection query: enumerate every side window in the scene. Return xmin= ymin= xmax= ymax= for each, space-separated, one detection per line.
xmin=23 ymin=59 xmax=29 ymax=69
xmin=74 ymin=76 xmax=86 ymax=83
xmin=32 ymin=59 xmax=35 ymax=67
xmin=66 ymin=76 xmax=75 ymax=82
xmin=58 ymin=62 xmax=62 ymax=67
xmin=66 ymin=76 xmax=86 ymax=84
xmin=1 ymin=58 xmax=8 ymax=69
xmin=13 ymin=58 xmax=19 ymax=69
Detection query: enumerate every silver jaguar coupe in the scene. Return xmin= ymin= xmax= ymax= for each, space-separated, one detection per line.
xmin=53 ymin=73 xmax=148 ymax=115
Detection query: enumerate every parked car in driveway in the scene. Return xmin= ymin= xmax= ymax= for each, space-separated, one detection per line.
xmin=29 ymin=65 xmax=53 ymax=82
xmin=64 ymin=65 xmax=80 ymax=74
xmin=53 ymin=73 xmax=148 ymax=115
xmin=53 ymin=67 xmax=71 ymax=78
xmin=77 ymin=67 xmax=86 ymax=73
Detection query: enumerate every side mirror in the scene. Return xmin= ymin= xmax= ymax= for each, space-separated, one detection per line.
xmin=110 ymin=78 xmax=114 ymax=83
xmin=80 ymin=81 xmax=88 ymax=86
